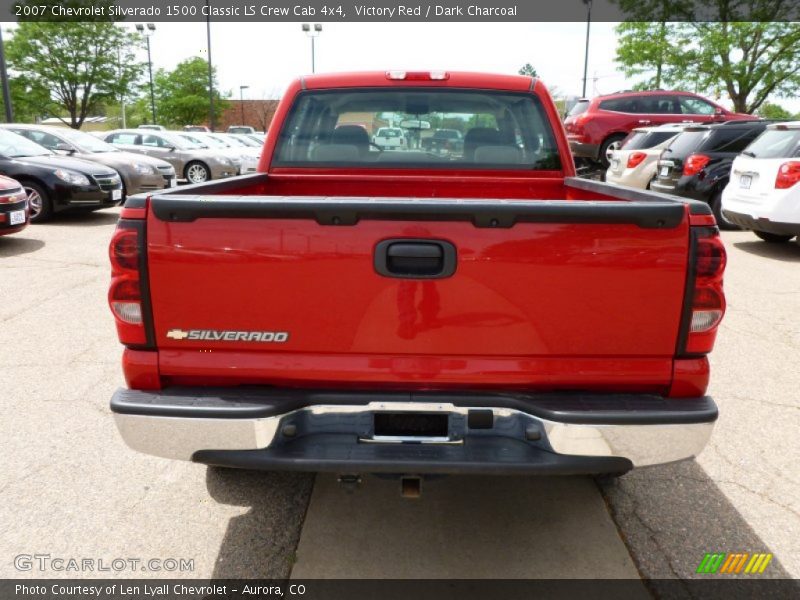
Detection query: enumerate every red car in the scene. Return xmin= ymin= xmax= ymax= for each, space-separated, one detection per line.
xmin=565 ymin=90 xmax=756 ymax=167
xmin=0 ymin=174 xmax=29 ymax=236
xmin=108 ymin=72 xmax=726 ymax=481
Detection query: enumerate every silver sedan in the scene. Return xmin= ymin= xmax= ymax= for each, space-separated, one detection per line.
xmin=100 ymin=129 xmax=238 ymax=183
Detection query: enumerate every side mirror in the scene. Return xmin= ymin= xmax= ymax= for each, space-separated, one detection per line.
xmin=55 ymin=142 xmax=74 ymax=154
xmin=166 ymin=145 xmax=176 ymax=152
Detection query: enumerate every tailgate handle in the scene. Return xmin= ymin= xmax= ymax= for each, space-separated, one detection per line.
xmin=375 ymin=239 xmax=457 ymax=279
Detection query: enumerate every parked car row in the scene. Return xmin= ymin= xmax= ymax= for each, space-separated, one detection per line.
xmin=565 ymin=88 xmax=756 ymax=167
xmin=605 ymin=119 xmax=800 ymax=243
xmin=96 ymin=129 xmax=260 ymax=184
xmin=0 ymin=123 xmax=266 ymax=227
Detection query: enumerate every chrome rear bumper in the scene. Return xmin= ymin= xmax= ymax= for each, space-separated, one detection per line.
xmin=111 ymin=389 xmax=717 ymax=474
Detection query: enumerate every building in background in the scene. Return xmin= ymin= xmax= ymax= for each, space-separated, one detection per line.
xmin=218 ymin=100 xmax=279 ymax=132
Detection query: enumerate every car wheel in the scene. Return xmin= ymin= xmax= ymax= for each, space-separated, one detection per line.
xmin=22 ymin=182 xmax=53 ymax=223
xmin=184 ymin=161 xmax=210 ymax=184
xmin=754 ymin=231 xmax=795 ymax=243
xmin=710 ymin=191 xmax=740 ymax=231
xmin=599 ymin=134 xmax=626 ymax=168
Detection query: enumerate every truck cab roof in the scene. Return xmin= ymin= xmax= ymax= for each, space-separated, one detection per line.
xmin=299 ymin=71 xmax=537 ymax=92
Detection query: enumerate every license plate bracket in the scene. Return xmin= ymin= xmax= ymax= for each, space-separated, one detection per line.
xmin=373 ymin=412 xmax=449 ymax=438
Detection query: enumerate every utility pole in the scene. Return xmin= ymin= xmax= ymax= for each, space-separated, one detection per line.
xmin=117 ymin=48 xmax=126 ymax=128
xmin=239 ymin=85 xmax=249 ymax=125
xmin=135 ymin=23 xmax=157 ymax=124
xmin=206 ymin=0 xmax=215 ymax=131
xmin=581 ymin=0 xmax=592 ymax=98
xmin=0 ymin=26 xmax=14 ymax=122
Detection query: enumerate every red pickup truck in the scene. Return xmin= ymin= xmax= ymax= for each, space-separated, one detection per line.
xmin=109 ymin=72 xmax=726 ymax=480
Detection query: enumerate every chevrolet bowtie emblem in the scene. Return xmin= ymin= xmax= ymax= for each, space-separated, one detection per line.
xmin=166 ymin=329 xmax=189 ymax=340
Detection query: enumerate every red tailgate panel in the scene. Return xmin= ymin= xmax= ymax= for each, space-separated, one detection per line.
xmin=147 ymin=216 xmax=688 ymax=388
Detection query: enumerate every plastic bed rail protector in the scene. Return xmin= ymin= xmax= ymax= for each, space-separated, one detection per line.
xmin=565 ymin=176 xmax=713 ymax=216
xmin=145 ymin=195 xmax=685 ymax=229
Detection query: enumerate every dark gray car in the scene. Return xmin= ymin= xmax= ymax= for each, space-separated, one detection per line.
xmin=1 ymin=124 xmax=176 ymax=196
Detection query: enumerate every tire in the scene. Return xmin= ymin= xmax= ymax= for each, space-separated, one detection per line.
xmin=184 ymin=161 xmax=211 ymax=184
xmin=754 ymin=230 xmax=794 ymax=243
xmin=599 ymin=134 xmax=627 ymax=168
xmin=709 ymin=191 xmax=740 ymax=231
xmin=22 ymin=181 xmax=53 ymax=223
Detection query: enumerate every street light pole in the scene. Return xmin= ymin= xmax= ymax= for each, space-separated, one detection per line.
xmin=117 ymin=48 xmax=126 ymax=128
xmin=0 ymin=26 xmax=14 ymax=123
xmin=239 ymin=85 xmax=249 ymax=125
xmin=135 ymin=23 xmax=157 ymax=124
xmin=301 ymin=24 xmax=322 ymax=73
xmin=206 ymin=0 xmax=215 ymax=131
xmin=581 ymin=0 xmax=592 ymax=98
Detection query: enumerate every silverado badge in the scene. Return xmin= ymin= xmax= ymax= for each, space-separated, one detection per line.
xmin=166 ymin=329 xmax=289 ymax=342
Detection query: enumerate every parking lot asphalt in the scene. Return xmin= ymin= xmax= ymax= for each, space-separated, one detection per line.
xmin=0 ymin=209 xmax=798 ymax=584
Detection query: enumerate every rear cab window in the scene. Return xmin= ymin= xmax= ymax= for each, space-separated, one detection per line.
xmin=273 ymin=88 xmax=562 ymax=170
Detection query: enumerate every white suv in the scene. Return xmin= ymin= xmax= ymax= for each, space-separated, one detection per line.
xmin=722 ymin=122 xmax=800 ymax=243
xmin=606 ymin=124 xmax=691 ymax=189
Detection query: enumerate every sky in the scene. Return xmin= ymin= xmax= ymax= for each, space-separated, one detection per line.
xmin=131 ymin=21 xmax=645 ymax=101
xmin=5 ymin=20 xmax=800 ymax=113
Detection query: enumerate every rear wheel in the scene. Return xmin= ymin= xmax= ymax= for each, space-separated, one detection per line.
xmin=22 ymin=182 xmax=53 ymax=223
xmin=184 ymin=161 xmax=210 ymax=184
xmin=754 ymin=231 xmax=795 ymax=243
xmin=710 ymin=191 xmax=740 ymax=231
xmin=599 ymin=134 xmax=626 ymax=168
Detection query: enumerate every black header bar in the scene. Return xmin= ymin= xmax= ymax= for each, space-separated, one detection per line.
xmin=2 ymin=0 xmax=799 ymax=22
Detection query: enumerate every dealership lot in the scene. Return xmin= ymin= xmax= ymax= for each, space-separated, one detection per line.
xmin=0 ymin=210 xmax=798 ymax=581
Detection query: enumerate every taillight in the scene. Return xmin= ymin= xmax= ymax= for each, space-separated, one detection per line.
xmin=683 ymin=154 xmax=711 ymax=176
xmin=775 ymin=161 xmax=800 ymax=189
xmin=109 ymin=220 xmax=153 ymax=347
xmin=626 ymin=152 xmax=647 ymax=168
xmin=680 ymin=227 xmax=726 ymax=355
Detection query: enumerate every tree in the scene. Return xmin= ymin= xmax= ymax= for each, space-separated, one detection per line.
xmin=0 ymin=72 xmax=51 ymax=122
xmin=614 ymin=1 xmax=800 ymax=113
xmin=101 ymin=97 xmax=152 ymax=129
xmin=518 ymin=63 xmax=538 ymax=77
xmin=755 ymin=102 xmax=793 ymax=120
xmin=5 ymin=17 xmax=143 ymax=128
xmin=615 ymin=22 xmax=674 ymax=89
xmin=154 ymin=57 xmax=228 ymax=127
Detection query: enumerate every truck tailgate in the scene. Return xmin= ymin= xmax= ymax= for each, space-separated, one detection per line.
xmin=145 ymin=196 xmax=689 ymax=389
